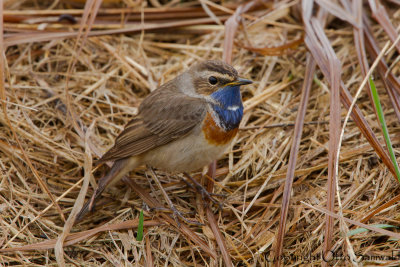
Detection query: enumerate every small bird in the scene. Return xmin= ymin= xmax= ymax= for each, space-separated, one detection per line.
xmin=76 ymin=60 xmax=252 ymax=222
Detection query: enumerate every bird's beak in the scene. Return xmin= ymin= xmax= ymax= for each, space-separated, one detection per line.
xmin=225 ymin=78 xmax=253 ymax=87
xmin=238 ymin=78 xmax=253 ymax=85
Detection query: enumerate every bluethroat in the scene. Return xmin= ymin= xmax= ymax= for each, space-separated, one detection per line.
xmin=76 ymin=60 xmax=252 ymax=222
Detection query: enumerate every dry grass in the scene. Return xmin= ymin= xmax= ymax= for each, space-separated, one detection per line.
xmin=1 ymin=0 xmax=400 ymax=266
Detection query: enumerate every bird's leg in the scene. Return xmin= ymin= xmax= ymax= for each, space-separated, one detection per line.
xmin=148 ymin=167 xmax=203 ymax=226
xmin=182 ymin=172 xmax=224 ymax=210
xmin=181 ymin=176 xmax=224 ymax=199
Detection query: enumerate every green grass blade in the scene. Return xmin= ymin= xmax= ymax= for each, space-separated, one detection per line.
xmin=369 ymin=76 xmax=400 ymax=182
xmin=347 ymin=224 xmax=396 ymax=236
xmin=136 ymin=210 xmax=144 ymax=241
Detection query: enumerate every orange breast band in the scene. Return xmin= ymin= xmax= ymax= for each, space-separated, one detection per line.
xmin=202 ymin=112 xmax=238 ymax=145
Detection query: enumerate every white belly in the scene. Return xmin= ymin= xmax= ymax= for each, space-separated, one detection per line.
xmin=141 ymin=128 xmax=231 ymax=172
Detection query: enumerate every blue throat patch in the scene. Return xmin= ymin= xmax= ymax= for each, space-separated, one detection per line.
xmin=210 ymin=85 xmax=244 ymax=131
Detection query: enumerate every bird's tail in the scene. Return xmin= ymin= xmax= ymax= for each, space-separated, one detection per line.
xmin=75 ymin=156 xmax=140 ymax=223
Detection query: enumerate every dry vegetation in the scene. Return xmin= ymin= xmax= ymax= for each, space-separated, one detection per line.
xmin=1 ymin=0 xmax=400 ymax=266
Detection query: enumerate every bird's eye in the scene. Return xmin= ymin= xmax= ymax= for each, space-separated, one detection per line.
xmin=208 ymin=76 xmax=218 ymax=85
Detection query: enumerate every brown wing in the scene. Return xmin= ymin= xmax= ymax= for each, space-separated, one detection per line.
xmin=97 ymin=89 xmax=207 ymax=164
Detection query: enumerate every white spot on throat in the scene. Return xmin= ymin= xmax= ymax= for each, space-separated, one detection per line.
xmin=227 ymin=105 xmax=240 ymax=111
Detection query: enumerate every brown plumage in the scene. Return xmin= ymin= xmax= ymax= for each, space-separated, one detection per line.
xmin=97 ymin=90 xmax=207 ymax=164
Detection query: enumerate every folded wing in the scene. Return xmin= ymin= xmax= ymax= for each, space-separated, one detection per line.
xmin=97 ymin=89 xmax=207 ymax=164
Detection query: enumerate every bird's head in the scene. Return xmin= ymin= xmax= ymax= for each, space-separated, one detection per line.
xmin=187 ymin=60 xmax=252 ymax=97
